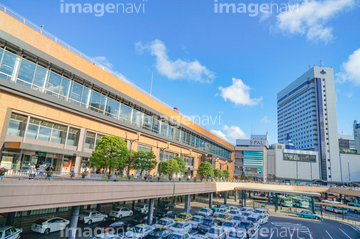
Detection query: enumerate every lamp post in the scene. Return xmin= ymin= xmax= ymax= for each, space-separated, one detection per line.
xmin=156 ymin=141 xmax=169 ymax=176
xmin=125 ymin=132 xmax=141 ymax=177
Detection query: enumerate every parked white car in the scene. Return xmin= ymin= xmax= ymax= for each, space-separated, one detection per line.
xmin=188 ymin=215 xmax=204 ymax=229
xmin=229 ymin=206 xmax=239 ymax=211
xmin=168 ymin=232 xmax=191 ymax=239
xmin=205 ymin=226 xmax=227 ymax=239
xmin=125 ymin=224 xmax=155 ymax=239
xmin=109 ymin=207 xmax=134 ymax=218
xmin=246 ymin=215 xmax=260 ymax=230
xmin=231 ymin=215 xmax=246 ymax=224
xmin=134 ymin=203 xmax=155 ymax=214
xmin=0 ymin=226 xmax=22 ymax=239
xmin=79 ymin=211 xmax=108 ymax=225
xmin=221 ymin=220 xmax=239 ymax=232
xmin=213 ymin=209 xmax=229 ymax=217
xmin=169 ymin=222 xmax=192 ymax=234
xmin=254 ymin=208 xmax=269 ymax=216
xmin=227 ymin=229 xmax=247 ymax=239
xmin=198 ymin=207 xmax=212 ymax=217
xmin=31 ymin=217 xmax=69 ymax=234
xmin=258 ymin=214 xmax=269 ymax=225
xmin=239 ymin=207 xmax=254 ymax=212
xmin=228 ymin=209 xmax=240 ymax=216
xmin=154 ymin=218 xmax=176 ymax=229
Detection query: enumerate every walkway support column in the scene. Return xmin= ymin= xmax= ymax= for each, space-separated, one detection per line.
xmin=5 ymin=212 xmax=15 ymax=226
xmin=147 ymin=199 xmax=155 ymax=225
xmin=96 ymin=204 xmax=101 ymax=212
xmin=68 ymin=206 xmax=80 ymax=239
xmin=241 ymin=191 xmax=245 ymax=207
xmin=275 ymin=193 xmax=279 ymax=212
xmin=132 ymin=200 xmax=135 ymax=211
xmin=224 ymin=192 xmax=227 ymax=205
xmin=234 ymin=190 xmax=237 ymax=202
xmin=311 ymin=197 xmax=315 ymax=214
xmin=184 ymin=195 xmax=191 ymax=213
xmin=209 ymin=193 xmax=213 ymax=209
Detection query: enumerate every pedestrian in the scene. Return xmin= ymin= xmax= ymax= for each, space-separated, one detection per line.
xmin=29 ymin=163 xmax=36 ymax=180
xmin=46 ymin=164 xmax=53 ymax=179
xmin=137 ymin=172 xmax=140 ymax=179
xmin=38 ymin=161 xmax=46 ymax=179
xmin=70 ymin=165 xmax=75 ymax=178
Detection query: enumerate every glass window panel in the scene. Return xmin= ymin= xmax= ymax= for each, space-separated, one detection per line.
xmin=191 ymin=135 xmax=195 ymax=146
xmin=17 ymin=59 xmax=36 ymax=87
xmin=138 ymin=145 xmax=151 ymax=152
xmin=38 ymin=126 xmax=52 ymax=141
xmin=67 ymin=128 xmax=79 ymax=146
xmin=59 ymin=77 xmax=71 ymax=99
xmin=168 ymin=126 xmax=174 ymax=138
xmin=160 ymin=123 xmax=168 ymax=136
xmin=181 ymin=131 xmax=186 ymax=143
xmin=0 ymin=48 xmax=3 ymax=63
xmin=81 ymin=87 xmax=90 ymax=107
xmin=6 ymin=114 xmax=27 ymax=137
xmin=114 ymin=102 xmax=121 ymax=119
xmin=26 ymin=124 xmax=39 ymax=139
xmin=90 ymin=91 xmax=101 ymax=112
xmin=32 ymin=65 xmax=49 ymax=92
xmin=153 ymin=119 xmax=160 ymax=134
xmin=174 ymin=128 xmax=180 ymax=141
xmin=120 ymin=104 xmax=132 ymax=122
xmin=143 ymin=115 xmax=152 ymax=130
xmin=85 ymin=132 xmax=96 ymax=149
xmin=0 ymin=51 xmax=20 ymax=80
xmin=46 ymin=72 xmax=62 ymax=95
xmin=96 ymin=134 xmax=103 ymax=146
xmin=106 ymin=98 xmax=116 ymax=117
xmin=70 ymin=82 xmax=83 ymax=105
xmin=51 ymin=129 xmax=66 ymax=144
xmin=99 ymin=94 xmax=107 ymax=113
xmin=132 ymin=109 xmax=142 ymax=126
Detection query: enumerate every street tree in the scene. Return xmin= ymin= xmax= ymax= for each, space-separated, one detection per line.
xmin=90 ymin=136 xmax=129 ymax=174
xmin=197 ymin=162 xmax=214 ymax=179
xmin=213 ymin=168 xmax=224 ymax=178
xmin=161 ymin=158 xmax=179 ymax=178
xmin=134 ymin=150 xmax=157 ymax=176
xmin=175 ymin=156 xmax=187 ymax=175
xmin=240 ymin=171 xmax=247 ymax=180
xmin=223 ymin=169 xmax=231 ymax=179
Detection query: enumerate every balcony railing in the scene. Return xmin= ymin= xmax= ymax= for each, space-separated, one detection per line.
xmin=235 ymin=161 xmax=243 ymax=166
xmin=235 ymin=153 xmax=244 ymax=158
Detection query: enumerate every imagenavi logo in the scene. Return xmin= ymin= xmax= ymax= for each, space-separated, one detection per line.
xmin=60 ymin=0 xmax=147 ymax=17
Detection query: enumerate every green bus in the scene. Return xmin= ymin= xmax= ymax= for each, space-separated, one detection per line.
xmin=279 ymin=196 xmax=293 ymax=207
xmin=292 ymin=197 xmax=309 ymax=208
xmin=347 ymin=202 xmax=360 ymax=213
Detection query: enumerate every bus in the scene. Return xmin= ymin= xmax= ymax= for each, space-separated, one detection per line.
xmin=279 ymin=196 xmax=293 ymax=207
xmin=321 ymin=200 xmax=348 ymax=214
xmin=292 ymin=197 xmax=309 ymax=208
xmin=347 ymin=202 xmax=360 ymax=213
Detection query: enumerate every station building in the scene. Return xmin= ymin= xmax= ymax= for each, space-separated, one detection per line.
xmin=0 ymin=10 xmax=234 ymax=177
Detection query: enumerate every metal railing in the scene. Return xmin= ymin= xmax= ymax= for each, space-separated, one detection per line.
xmin=0 ymin=3 xmax=234 ymax=146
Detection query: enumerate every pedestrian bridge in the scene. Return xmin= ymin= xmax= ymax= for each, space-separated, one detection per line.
xmin=0 ymin=179 xmax=359 ymax=213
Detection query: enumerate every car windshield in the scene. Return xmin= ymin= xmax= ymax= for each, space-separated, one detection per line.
xmin=239 ymin=223 xmax=250 ymax=229
xmin=158 ymin=220 xmax=168 ymax=226
xmin=229 ymin=231 xmax=245 ymax=238
xmin=233 ymin=216 xmax=241 ymax=221
xmin=209 ymin=228 xmax=220 ymax=234
xmin=254 ymin=210 xmax=261 ymax=214
xmin=149 ymin=230 xmax=165 ymax=236
xmin=202 ymin=220 xmax=213 ymax=226
xmin=200 ymin=209 xmax=207 ymax=212
xmin=34 ymin=219 xmax=47 ymax=224
xmin=169 ymin=234 xmax=182 ymax=239
xmin=191 ymin=217 xmax=201 ymax=222
xmin=230 ymin=210 xmax=238 ymax=214
xmin=172 ymin=223 xmax=183 ymax=228
xmin=222 ymin=222 xmax=233 ymax=227
xmin=240 ymin=208 xmax=247 ymax=211
xmin=217 ymin=214 xmax=227 ymax=219
xmin=247 ymin=218 xmax=256 ymax=223
xmin=242 ymin=212 xmax=250 ymax=217
xmin=178 ymin=214 xmax=187 ymax=219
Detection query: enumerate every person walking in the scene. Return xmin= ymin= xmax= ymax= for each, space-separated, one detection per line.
xmin=38 ymin=161 xmax=46 ymax=179
xmin=46 ymin=164 xmax=54 ymax=180
xmin=29 ymin=163 xmax=36 ymax=180
xmin=70 ymin=165 xmax=75 ymax=178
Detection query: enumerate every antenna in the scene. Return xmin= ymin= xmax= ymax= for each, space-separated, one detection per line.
xmin=320 ymin=60 xmax=322 ymax=67
xmin=150 ymin=72 xmax=153 ymax=98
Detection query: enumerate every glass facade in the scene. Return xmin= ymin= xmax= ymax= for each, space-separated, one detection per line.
xmin=0 ymin=47 xmax=232 ymax=159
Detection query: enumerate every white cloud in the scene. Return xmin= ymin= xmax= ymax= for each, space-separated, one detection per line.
xmin=211 ymin=125 xmax=247 ymax=142
xmin=346 ymin=92 xmax=353 ymax=98
xmin=276 ymin=0 xmax=355 ymax=43
xmin=93 ymin=56 xmax=113 ymax=69
xmin=261 ymin=116 xmax=270 ymax=123
xmin=337 ymin=48 xmax=360 ymax=85
xmin=218 ymin=78 xmax=263 ymax=106
xmin=136 ymin=39 xmax=215 ymax=83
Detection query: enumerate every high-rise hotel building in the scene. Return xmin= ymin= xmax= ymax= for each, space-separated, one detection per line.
xmin=277 ymin=67 xmax=340 ymax=181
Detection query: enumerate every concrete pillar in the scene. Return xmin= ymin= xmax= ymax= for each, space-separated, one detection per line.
xmin=5 ymin=212 xmax=15 ymax=226
xmin=68 ymin=206 xmax=80 ymax=239
xmin=184 ymin=195 xmax=191 ymax=213
xmin=339 ymin=194 xmax=342 ymax=202
xmin=112 ymin=203 xmax=117 ymax=210
xmin=224 ymin=192 xmax=227 ymax=205
xmin=209 ymin=192 xmax=213 ymax=208
xmin=96 ymin=204 xmax=101 ymax=212
xmin=324 ymin=193 xmax=328 ymax=200
xmin=158 ymin=198 xmax=161 ymax=206
xmin=132 ymin=200 xmax=135 ymax=211
xmin=311 ymin=197 xmax=315 ymax=214
xmin=275 ymin=193 xmax=279 ymax=212
xmin=193 ymin=194 xmax=196 ymax=201
xmin=147 ymin=199 xmax=155 ymax=225
xmin=234 ymin=190 xmax=237 ymax=202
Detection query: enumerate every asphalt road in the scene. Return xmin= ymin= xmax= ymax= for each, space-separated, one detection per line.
xmin=19 ymin=200 xmax=360 ymax=239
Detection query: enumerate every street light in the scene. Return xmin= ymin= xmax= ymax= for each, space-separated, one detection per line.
xmin=156 ymin=141 xmax=169 ymax=176
xmin=125 ymin=131 xmax=140 ymax=177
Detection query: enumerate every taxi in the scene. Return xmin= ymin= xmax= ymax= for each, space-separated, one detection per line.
xmin=174 ymin=213 xmax=192 ymax=222
xmin=79 ymin=211 xmax=108 ymax=225
xmin=205 ymin=226 xmax=227 ymax=239
xmin=154 ymin=218 xmax=175 ymax=229
xmin=215 ymin=213 xmax=231 ymax=223
xmin=0 ymin=226 xmax=22 ymax=239
xmin=227 ymin=229 xmax=247 ymax=239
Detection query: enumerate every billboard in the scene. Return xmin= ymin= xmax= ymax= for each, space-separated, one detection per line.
xmin=283 ymin=153 xmax=316 ymax=162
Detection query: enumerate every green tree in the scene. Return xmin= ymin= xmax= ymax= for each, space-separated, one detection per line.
xmin=223 ymin=169 xmax=231 ymax=179
xmin=240 ymin=171 xmax=247 ymax=180
xmin=90 ymin=136 xmax=129 ymax=174
xmin=197 ymin=162 xmax=214 ymax=179
xmin=124 ymin=150 xmax=137 ymax=176
xmin=175 ymin=156 xmax=187 ymax=174
xmin=134 ymin=150 xmax=157 ymax=175
xmin=213 ymin=168 xmax=224 ymax=178
xmin=161 ymin=158 xmax=179 ymax=178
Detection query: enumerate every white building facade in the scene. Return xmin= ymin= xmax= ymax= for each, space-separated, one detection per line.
xmin=277 ymin=67 xmax=340 ymax=182
xmin=354 ymin=120 xmax=360 ymax=153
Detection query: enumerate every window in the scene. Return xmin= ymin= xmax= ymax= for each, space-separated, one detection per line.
xmin=138 ymin=145 xmax=151 ymax=152
xmin=6 ymin=113 xmax=27 ymax=137
xmin=46 ymin=72 xmax=62 ymax=96
xmin=17 ymin=58 xmax=36 ymax=87
xmin=50 ymin=124 xmax=67 ymax=144
xmin=26 ymin=118 xmax=40 ymax=139
xmin=70 ymin=82 xmax=83 ymax=105
xmin=85 ymin=132 xmax=96 ymax=149
xmin=32 ymin=65 xmax=49 ymax=91
xmin=38 ymin=121 xmax=53 ymax=141
xmin=67 ymin=128 xmax=79 ymax=146
xmin=0 ymin=51 xmax=20 ymax=81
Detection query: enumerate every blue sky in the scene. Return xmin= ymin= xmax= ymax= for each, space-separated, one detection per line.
xmin=2 ymin=0 xmax=360 ymax=144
